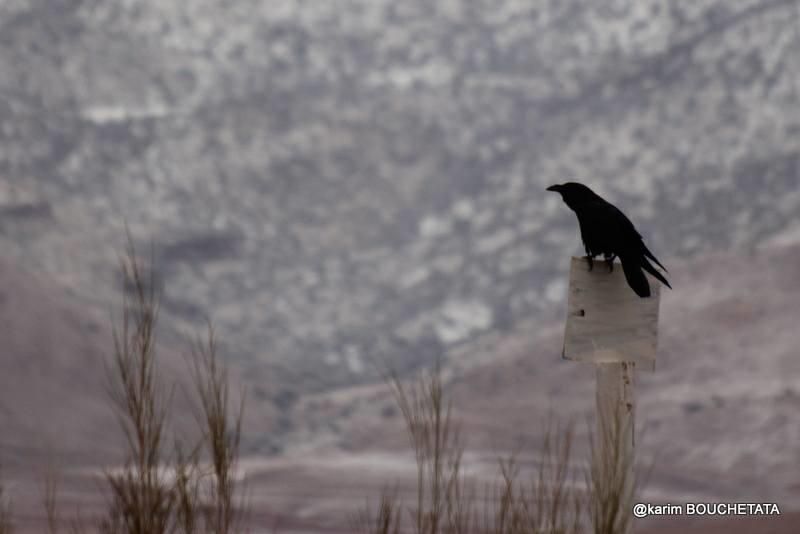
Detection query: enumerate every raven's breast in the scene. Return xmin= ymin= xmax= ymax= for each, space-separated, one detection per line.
xmin=576 ymin=211 xmax=615 ymax=254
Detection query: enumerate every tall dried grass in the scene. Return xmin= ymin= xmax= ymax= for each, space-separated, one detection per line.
xmin=99 ymin=234 xmax=248 ymax=534
xmin=42 ymin=462 xmax=60 ymax=534
xmin=486 ymin=420 xmax=582 ymax=534
xmin=101 ymin=237 xmax=175 ymax=534
xmin=587 ymin=402 xmax=638 ymax=534
xmin=357 ymin=366 xmax=595 ymax=534
xmin=0 ymin=465 xmax=12 ymax=534
xmin=13 ymin=234 xmax=640 ymax=534
xmin=189 ymin=324 xmax=247 ymax=534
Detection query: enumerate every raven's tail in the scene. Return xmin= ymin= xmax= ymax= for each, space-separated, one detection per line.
xmin=642 ymin=243 xmax=668 ymax=273
xmin=619 ymin=254 xmax=651 ymax=298
xmin=641 ymin=256 xmax=672 ymax=290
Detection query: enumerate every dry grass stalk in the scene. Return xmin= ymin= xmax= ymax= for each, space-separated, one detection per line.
xmin=353 ymin=490 xmax=402 ymax=534
xmin=173 ymin=442 xmax=201 ymax=534
xmin=390 ymin=363 xmax=476 ymax=534
xmin=362 ymin=367 xmax=587 ymax=534
xmin=486 ymin=420 xmax=583 ymax=534
xmin=0 ymin=464 xmax=12 ymax=534
xmin=102 ymin=234 xmax=175 ymax=534
xmin=42 ymin=462 xmax=60 ymax=534
xmin=101 ymin=233 xmax=250 ymax=534
xmin=587 ymin=401 xmax=637 ymax=534
xmin=190 ymin=323 xmax=247 ymax=534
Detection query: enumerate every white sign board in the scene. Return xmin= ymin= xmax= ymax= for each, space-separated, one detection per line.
xmin=561 ymin=257 xmax=660 ymax=371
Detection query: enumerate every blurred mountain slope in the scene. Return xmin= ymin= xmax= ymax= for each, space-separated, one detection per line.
xmin=267 ymin=241 xmax=800 ymax=523
xmin=1 ymin=0 xmax=799 ymax=405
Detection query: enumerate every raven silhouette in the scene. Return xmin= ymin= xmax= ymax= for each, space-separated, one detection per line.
xmin=547 ymin=182 xmax=671 ymax=298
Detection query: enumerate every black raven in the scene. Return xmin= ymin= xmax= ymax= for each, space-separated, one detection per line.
xmin=547 ymin=182 xmax=671 ymax=298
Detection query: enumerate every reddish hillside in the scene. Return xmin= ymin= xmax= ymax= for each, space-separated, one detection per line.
xmin=0 ymin=255 xmax=257 ymax=472
xmin=0 ymin=257 xmax=125 ymax=468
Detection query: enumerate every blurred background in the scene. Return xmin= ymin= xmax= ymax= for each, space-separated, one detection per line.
xmin=1 ymin=0 xmax=799 ymax=531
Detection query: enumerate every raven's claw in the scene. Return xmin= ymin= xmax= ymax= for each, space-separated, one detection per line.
xmin=604 ymin=254 xmax=616 ymax=272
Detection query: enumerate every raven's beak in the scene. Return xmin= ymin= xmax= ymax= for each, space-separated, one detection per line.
xmin=546 ymin=184 xmax=562 ymax=193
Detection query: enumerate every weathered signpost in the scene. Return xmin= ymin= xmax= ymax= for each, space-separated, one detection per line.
xmin=560 ymin=256 xmax=661 ymax=531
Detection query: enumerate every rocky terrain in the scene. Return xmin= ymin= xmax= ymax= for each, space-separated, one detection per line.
xmin=1 ymin=1 xmax=800 ymax=531
xmin=2 ymin=0 xmax=799 ymax=406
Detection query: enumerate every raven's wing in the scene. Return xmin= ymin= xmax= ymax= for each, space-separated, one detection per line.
xmin=619 ymin=253 xmax=651 ymax=297
xmin=580 ymin=199 xmax=670 ymax=296
xmin=575 ymin=198 xmax=668 ymax=275
xmin=605 ymin=202 xmax=669 ymax=273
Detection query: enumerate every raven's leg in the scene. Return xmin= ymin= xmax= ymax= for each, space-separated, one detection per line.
xmin=584 ymin=249 xmax=594 ymax=271
xmin=605 ymin=253 xmax=616 ymax=272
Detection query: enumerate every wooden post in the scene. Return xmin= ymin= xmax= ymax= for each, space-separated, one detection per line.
xmin=561 ymin=257 xmax=661 ymax=530
xmin=596 ymin=361 xmax=636 ymax=447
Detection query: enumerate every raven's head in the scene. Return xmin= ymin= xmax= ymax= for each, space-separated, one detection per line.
xmin=546 ymin=182 xmax=600 ymax=208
